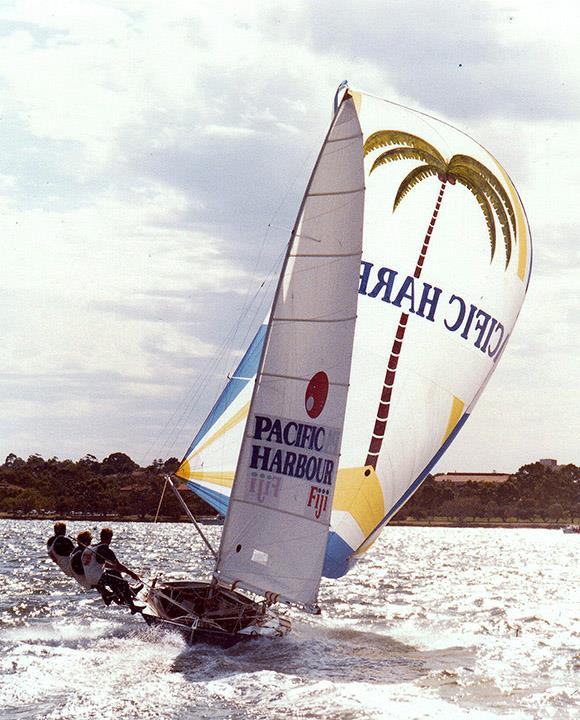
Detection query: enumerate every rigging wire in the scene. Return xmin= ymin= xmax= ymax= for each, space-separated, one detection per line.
xmin=155 ymin=247 xmax=284 ymax=463
xmin=141 ymin=140 xmax=319 ymax=468
xmin=139 ymin=241 xmax=280 ymax=466
xmin=153 ymin=476 xmax=169 ymax=524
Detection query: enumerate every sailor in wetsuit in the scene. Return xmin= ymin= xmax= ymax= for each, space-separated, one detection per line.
xmin=70 ymin=530 xmax=93 ymax=590
xmin=46 ymin=521 xmax=75 ymax=577
xmin=82 ymin=527 xmax=142 ymax=613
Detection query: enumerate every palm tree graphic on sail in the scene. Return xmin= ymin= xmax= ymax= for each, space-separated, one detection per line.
xmin=363 ymin=130 xmax=517 ymax=469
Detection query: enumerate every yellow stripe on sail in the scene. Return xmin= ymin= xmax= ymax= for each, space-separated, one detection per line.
xmin=188 ymin=402 xmax=250 ymax=461
xmin=175 ymin=459 xmax=191 ymax=481
xmin=188 ymin=471 xmax=234 ymax=488
xmin=508 ymin=178 xmax=528 ymax=281
xmin=347 ymin=90 xmax=362 ymax=115
xmin=491 ymin=155 xmax=528 ymax=282
xmin=352 ymin=396 xmax=464 ymax=559
xmin=441 ymin=395 xmax=465 ymax=446
xmin=175 ymin=460 xmax=234 ymax=489
xmin=354 ymin=534 xmax=378 ymax=557
xmin=333 ymin=465 xmax=384 ymax=538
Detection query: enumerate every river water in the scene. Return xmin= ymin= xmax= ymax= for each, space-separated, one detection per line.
xmin=0 ymin=521 xmax=577 ymax=719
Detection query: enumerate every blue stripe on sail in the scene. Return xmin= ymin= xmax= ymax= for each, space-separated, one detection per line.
xmin=323 ymin=412 xmax=472 ymax=579
xmin=380 ymin=412 xmax=471 ymax=525
xmin=183 ymin=324 xmax=267 ymax=458
xmin=357 ymin=412 xmax=472 ymax=558
xmin=322 ymin=531 xmax=355 ymax=579
xmin=526 ymin=223 xmax=533 ymax=292
xmin=186 ymin=481 xmax=230 ymax=518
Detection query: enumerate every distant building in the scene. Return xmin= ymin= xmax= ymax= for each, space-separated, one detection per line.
xmin=433 ymin=472 xmax=510 ymax=484
xmin=434 ymin=459 xmax=561 ymax=483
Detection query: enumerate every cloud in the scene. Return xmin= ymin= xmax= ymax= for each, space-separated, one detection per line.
xmin=0 ymin=0 xmax=577 ymax=471
xmin=302 ymin=0 xmax=580 ymax=122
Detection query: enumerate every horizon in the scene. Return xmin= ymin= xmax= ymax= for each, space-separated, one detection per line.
xmin=4 ymin=449 xmax=575 ymax=477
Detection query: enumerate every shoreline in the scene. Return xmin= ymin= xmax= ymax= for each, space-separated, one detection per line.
xmin=0 ymin=512 xmax=569 ymax=529
xmin=0 ymin=513 xmax=223 ymax=524
xmin=389 ymin=519 xmax=566 ymax=529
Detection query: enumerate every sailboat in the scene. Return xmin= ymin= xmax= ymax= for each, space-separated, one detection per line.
xmin=139 ymin=83 xmax=532 ymax=645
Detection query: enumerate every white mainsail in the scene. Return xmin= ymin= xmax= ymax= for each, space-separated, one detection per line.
xmin=213 ymin=96 xmax=364 ymax=607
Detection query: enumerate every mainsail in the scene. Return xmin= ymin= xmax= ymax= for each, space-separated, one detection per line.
xmin=177 ymin=86 xmax=531 ymax=592
xmin=213 ymin=96 xmax=363 ymax=607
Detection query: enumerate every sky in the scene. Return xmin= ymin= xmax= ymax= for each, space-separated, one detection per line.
xmin=0 ymin=0 xmax=578 ymax=472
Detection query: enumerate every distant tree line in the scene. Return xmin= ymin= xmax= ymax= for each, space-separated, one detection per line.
xmin=0 ymin=452 xmax=214 ymax=520
xmin=395 ymin=462 xmax=579 ymax=524
xmin=0 ymin=454 xmax=578 ymax=524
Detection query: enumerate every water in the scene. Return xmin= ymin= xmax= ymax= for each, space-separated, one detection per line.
xmin=1 ymin=521 xmax=578 ymax=719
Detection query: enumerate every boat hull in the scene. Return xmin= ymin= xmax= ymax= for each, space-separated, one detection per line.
xmin=140 ymin=579 xmax=290 ymax=647
xmin=141 ymin=613 xmax=252 ymax=648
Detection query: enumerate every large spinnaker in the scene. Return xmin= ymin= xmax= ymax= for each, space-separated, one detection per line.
xmin=213 ymin=97 xmax=364 ymax=607
xmin=323 ymin=89 xmax=531 ymax=576
xmin=177 ymin=87 xmax=531 ymax=584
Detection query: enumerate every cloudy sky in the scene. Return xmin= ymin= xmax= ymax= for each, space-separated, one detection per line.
xmin=0 ymin=0 xmax=578 ymax=472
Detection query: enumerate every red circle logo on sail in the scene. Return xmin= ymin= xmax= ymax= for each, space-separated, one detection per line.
xmin=305 ymin=371 xmax=329 ymax=418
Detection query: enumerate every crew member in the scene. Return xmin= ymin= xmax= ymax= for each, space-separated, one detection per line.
xmin=86 ymin=527 xmax=142 ymax=613
xmin=46 ymin=521 xmax=74 ymax=577
xmin=70 ymin=530 xmax=93 ymax=590
xmin=78 ymin=538 xmax=113 ymax=605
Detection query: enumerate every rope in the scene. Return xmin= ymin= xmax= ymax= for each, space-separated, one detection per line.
xmin=138 ymin=132 xmax=318 ymax=467
xmin=153 ymin=476 xmax=169 ymax=523
xmin=165 ymin=475 xmax=217 ymax=559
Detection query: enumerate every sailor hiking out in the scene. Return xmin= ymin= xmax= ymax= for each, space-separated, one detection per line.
xmin=70 ymin=530 xmax=93 ymax=590
xmin=82 ymin=527 xmax=143 ymax=613
xmin=46 ymin=521 xmax=74 ymax=577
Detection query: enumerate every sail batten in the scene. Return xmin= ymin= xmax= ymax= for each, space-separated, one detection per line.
xmin=260 ymin=371 xmax=349 ymax=387
xmin=272 ymin=316 xmax=358 ymax=323
xmin=289 ymin=251 xmax=362 ymax=258
xmin=308 ymin=188 xmax=365 ymax=196
xmin=228 ymin=497 xmax=331 ymax=526
xmin=327 ymin=134 xmax=363 ymax=142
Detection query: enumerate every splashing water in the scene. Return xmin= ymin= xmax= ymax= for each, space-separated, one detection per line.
xmin=1 ymin=521 xmax=578 ymax=719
